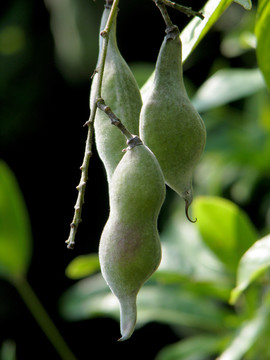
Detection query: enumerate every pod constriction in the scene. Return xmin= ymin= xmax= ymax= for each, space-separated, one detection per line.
xmin=139 ymin=26 xmax=206 ymax=217
xmin=99 ymin=144 xmax=166 ymax=340
xmin=91 ymin=6 xmax=142 ymax=182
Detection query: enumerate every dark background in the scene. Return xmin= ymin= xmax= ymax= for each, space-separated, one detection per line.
xmin=0 ymin=0 xmax=256 ymax=358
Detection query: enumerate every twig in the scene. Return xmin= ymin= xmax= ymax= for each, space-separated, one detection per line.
xmin=154 ymin=0 xmax=174 ymax=29
xmin=159 ymin=0 xmax=204 ymax=20
xmin=65 ymin=0 xmax=120 ymax=249
xmin=96 ymin=98 xmax=142 ymax=151
xmin=96 ymin=98 xmax=134 ymax=141
xmin=65 ymin=126 xmax=93 ymax=250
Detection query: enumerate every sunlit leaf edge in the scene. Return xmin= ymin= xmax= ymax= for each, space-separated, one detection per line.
xmin=192 ymin=195 xmax=258 ymax=271
xmin=141 ymin=0 xmax=235 ymax=99
xmin=230 ymin=234 xmax=270 ymax=304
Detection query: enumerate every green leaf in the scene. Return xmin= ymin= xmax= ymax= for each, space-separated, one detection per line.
xmin=153 ymin=270 xmax=231 ymax=301
xmin=159 ymin=203 xmax=229 ymax=285
xmin=234 ymin=0 xmax=252 ymax=10
xmin=255 ymin=0 xmax=270 ymax=91
xmin=0 ymin=161 xmax=32 ymax=278
xmin=0 ymin=340 xmax=16 ymax=360
xmin=60 ymin=274 xmax=233 ymax=333
xmin=154 ymin=201 xmax=233 ymax=301
xmin=193 ymin=196 xmax=257 ymax=272
xmin=230 ymin=234 xmax=270 ymax=304
xmin=156 ymin=335 xmax=225 ymax=360
xmin=129 ymin=62 xmax=155 ymax=89
xmin=141 ymin=0 xmax=234 ymax=100
xmin=65 ymin=254 xmax=100 ymax=279
xmin=59 ymin=274 xmax=118 ymax=321
xmin=218 ymin=307 xmax=267 ymax=360
xmin=192 ymin=68 xmax=265 ymax=112
xmin=181 ymin=0 xmax=233 ymax=63
xmin=45 ymin=0 xmax=100 ymax=81
xmin=137 ymin=285 xmax=232 ymax=331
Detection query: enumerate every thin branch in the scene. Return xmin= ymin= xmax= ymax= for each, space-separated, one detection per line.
xmin=96 ymin=97 xmax=143 ymax=151
xmin=96 ymin=98 xmax=134 ymax=141
xmin=65 ymin=0 xmax=120 ymax=250
xmin=65 ymin=125 xmax=93 ymax=250
xmin=13 ymin=276 xmax=77 ymax=360
xmin=160 ymin=0 xmax=204 ymax=20
xmin=154 ymin=0 xmax=174 ymax=29
xmin=101 ymin=0 xmax=120 ymax=37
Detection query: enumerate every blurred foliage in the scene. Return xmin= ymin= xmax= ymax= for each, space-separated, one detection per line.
xmin=0 ymin=340 xmax=16 ymax=360
xmin=44 ymin=0 xmax=102 ymax=82
xmin=0 ymin=161 xmax=32 ymax=279
xmin=255 ymin=0 xmax=270 ymax=91
xmin=0 ymin=162 xmax=76 ymax=360
xmin=61 ymin=195 xmax=270 ymax=359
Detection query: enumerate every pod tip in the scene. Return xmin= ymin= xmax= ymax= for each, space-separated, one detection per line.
xmin=182 ymin=188 xmax=197 ymax=223
xmin=118 ymin=294 xmax=137 ymax=342
xmin=185 ymin=199 xmax=197 ymax=223
xmin=117 ymin=334 xmax=131 ymax=342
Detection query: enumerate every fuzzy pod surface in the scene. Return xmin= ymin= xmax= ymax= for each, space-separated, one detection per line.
xmin=91 ymin=6 xmax=142 ymax=181
xmin=139 ymin=26 xmax=206 ymax=215
xmin=99 ymin=142 xmax=166 ymax=341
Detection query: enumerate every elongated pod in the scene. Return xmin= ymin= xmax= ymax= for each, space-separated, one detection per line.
xmin=139 ymin=26 xmax=206 ymax=218
xmin=91 ymin=6 xmax=142 ymax=181
xmin=99 ymin=141 xmax=166 ymax=340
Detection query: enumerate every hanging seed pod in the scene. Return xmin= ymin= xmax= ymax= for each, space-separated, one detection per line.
xmin=139 ymin=26 xmax=206 ymax=220
xmin=99 ymin=139 xmax=166 ymax=341
xmin=91 ymin=6 xmax=142 ymax=181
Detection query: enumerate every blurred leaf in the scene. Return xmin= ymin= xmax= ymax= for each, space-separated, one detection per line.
xmin=129 ymin=62 xmax=155 ymax=89
xmin=137 ymin=285 xmax=233 ymax=331
xmin=149 ymin=200 xmax=231 ymax=300
xmin=218 ymin=307 xmax=267 ymax=360
xmin=193 ymin=196 xmax=258 ymax=271
xmin=0 ymin=161 xmax=32 ymax=279
xmin=221 ymin=31 xmax=256 ymax=58
xmin=156 ymin=334 xmax=225 ymax=360
xmin=0 ymin=26 xmax=26 ymax=56
xmin=159 ymin=203 xmax=229 ymax=286
xmin=198 ymin=88 xmax=270 ymax=181
xmin=230 ymin=234 xmax=270 ymax=304
xmin=60 ymin=273 xmax=234 ymax=333
xmin=181 ymin=0 xmax=234 ymax=63
xmin=0 ymin=340 xmax=16 ymax=360
xmin=59 ymin=274 xmax=116 ymax=321
xmin=44 ymin=0 xmax=101 ymax=81
xmin=153 ymin=270 xmax=231 ymax=302
xmin=65 ymin=254 xmax=100 ymax=279
xmin=234 ymin=0 xmax=252 ymax=10
xmin=141 ymin=0 xmax=234 ymax=100
xmin=192 ymin=68 xmax=265 ymax=112
xmin=255 ymin=0 xmax=270 ymax=92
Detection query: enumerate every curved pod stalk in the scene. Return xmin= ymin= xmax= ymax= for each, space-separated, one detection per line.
xmin=91 ymin=6 xmax=142 ymax=181
xmin=99 ymin=143 xmax=166 ymax=340
xmin=139 ymin=26 xmax=206 ymax=219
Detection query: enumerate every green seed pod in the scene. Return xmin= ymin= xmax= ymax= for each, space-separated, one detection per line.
xmin=139 ymin=26 xmax=206 ymax=219
xmin=91 ymin=6 xmax=142 ymax=181
xmin=99 ymin=140 xmax=166 ymax=341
